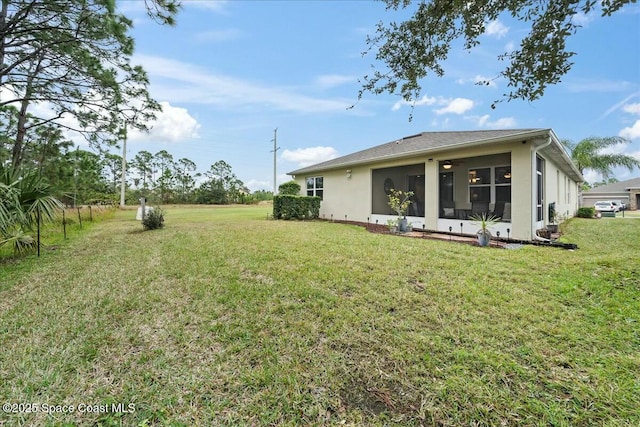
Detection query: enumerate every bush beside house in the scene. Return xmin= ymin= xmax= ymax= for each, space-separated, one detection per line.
xmin=273 ymin=195 xmax=320 ymax=220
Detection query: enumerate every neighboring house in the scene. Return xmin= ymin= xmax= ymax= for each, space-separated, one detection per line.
xmin=288 ymin=129 xmax=583 ymax=241
xmin=582 ymin=177 xmax=640 ymax=210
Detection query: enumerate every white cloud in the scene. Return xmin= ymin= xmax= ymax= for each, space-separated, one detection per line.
xmin=456 ymin=75 xmax=497 ymax=87
xmin=565 ymin=78 xmax=634 ymax=93
xmin=622 ymin=103 xmax=640 ymax=114
xmin=314 ymin=74 xmax=356 ymax=89
xmin=572 ymin=12 xmax=594 ymax=26
xmin=129 ymin=102 xmax=201 ymax=143
xmin=281 ymin=146 xmax=339 ymax=167
xmin=476 ymin=115 xmax=490 ymax=127
xmin=582 ymin=170 xmax=600 ymax=184
xmin=485 ymin=20 xmax=509 ymax=38
xmin=245 ymin=179 xmax=271 ymax=192
xmin=469 ymin=114 xmax=517 ymax=128
xmin=134 ymin=55 xmax=352 ymax=114
xmin=183 ymin=0 xmax=229 ymax=13
xmin=505 ymin=41 xmax=516 ymax=51
xmin=392 ymin=95 xmax=438 ymax=111
xmin=490 ymin=117 xmax=517 ymax=128
xmin=1 ymin=80 xmax=202 ymax=146
xmin=601 ymin=91 xmax=640 ymax=118
xmin=619 ymin=120 xmax=640 ymax=140
xmin=434 ymin=98 xmax=474 ymax=115
xmin=392 ymin=95 xmax=474 ymax=115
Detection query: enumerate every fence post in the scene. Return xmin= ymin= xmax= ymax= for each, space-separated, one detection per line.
xmin=62 ymin=209 xmax=67 ymax=239
xmin=37 ymin=206 xmax=41 ymax=257
xmin=77 ymin=207 xmax=82 ymax=229
xmin=89 ymin=205 xmax=93 ymax=221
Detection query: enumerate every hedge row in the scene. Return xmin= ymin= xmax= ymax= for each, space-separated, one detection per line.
xmin=273 ymin=195 xmax=320 ymax=220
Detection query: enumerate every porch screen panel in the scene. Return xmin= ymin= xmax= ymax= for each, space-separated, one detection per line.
xmin=494 ymin=166 xmax=511 ymax=202
xmin=371 ymin=164 xmax=425 ymax=215
xmin=439 ymin=172 xmax=454 ymax=202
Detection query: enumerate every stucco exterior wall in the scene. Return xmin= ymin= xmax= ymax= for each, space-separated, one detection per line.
xmin=509 ymin=142 xmax=534 ymax=240
xmin=292 ymin=137 xmax=580 ymax=242
xmin=539 ymin=152 xmax=580 ymax=223
xmin=294 ymin=165 xmax=372 ymax=222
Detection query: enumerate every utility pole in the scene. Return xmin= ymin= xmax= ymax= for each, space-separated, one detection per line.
xmin=271 ymin=127 xmax=280 ymax=195
xmin=120 ymin=126 xmax=127 ymax=208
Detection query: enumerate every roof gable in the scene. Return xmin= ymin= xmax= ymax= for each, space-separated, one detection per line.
xmin=584 ymin=177 xmax=640 ymax=193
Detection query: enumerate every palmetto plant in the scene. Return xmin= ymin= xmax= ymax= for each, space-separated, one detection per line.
xmin=470 ymin=213 xmax=500 ymax=236
xmin=0 ymin=164 xmax=63 ymax=254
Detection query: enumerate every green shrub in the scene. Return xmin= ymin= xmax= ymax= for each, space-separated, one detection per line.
xmin=576 ymin=207 xmax=595 ymax=218
xmin=278 ymin=181 xmax=301 ymax=196
xmin=273 ymin=195 xmax=320 ymax=220
xmin=142 ymin=207 xmax=165 ymax=230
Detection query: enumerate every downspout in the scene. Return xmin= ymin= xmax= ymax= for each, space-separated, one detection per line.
xmin=531 ymin=137 xmax=552 ymax=241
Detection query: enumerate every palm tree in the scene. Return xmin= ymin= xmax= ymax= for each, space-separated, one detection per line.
xmin=561 ymin=136 xmax=640 ymax=180
xmin=0 ymin=164 xmax=62 ymax=254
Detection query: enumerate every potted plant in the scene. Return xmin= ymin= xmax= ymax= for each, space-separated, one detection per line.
xmin=387 ymin=189 xmax=414 ymax=232
xmin=470 ymin=212 xmax=499 ymax=247
xmin=386 ymin=218 xmax=398 ymax=233
xmin=548 ymin=204 xmax=558 ymax=233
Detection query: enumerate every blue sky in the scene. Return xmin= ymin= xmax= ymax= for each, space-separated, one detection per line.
xmin=117 ymin=0 xmax=640 ymax=189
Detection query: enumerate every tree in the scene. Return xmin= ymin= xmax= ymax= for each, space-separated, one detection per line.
xmin=359 ymin=0 xmax=633 ymax=110
xmin=0 ymin=106 xmax=74 ymax=180
xmin=57 ymin=149 xmax=109 ymax=205
xmin=131 ymin=150 xmax=154 ymax=190
xmin=154 ymin=150 xmax=175 ymax=203
xmin=278 ymin=181 xmax=301 ymax=195
xmin=174 ymin=157 xmax=199 ymax=203
xmin=102 ymin=153 xmax=123 ymax=194
xmin=0 ymin=1 xmax=180 ymax=168
xmin=562 ymin=137 xmax=640 ymax=180
xmin=196 ymin=161 xmax=244 ymax=204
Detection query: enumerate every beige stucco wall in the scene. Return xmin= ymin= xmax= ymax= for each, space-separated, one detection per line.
xmin=294 ymin=165 xmax=372 ymax=222
xmin=292 ymin=138 xmax=579 ymax=241
xmin=510 ymin=141 xmax=534 ymax=240
xmin=539 ymin=152 xmax=580 ymax=222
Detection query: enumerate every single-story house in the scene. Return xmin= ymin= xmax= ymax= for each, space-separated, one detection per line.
xmin=581 ymin=177 xmax=640 ymax=211
xmin=288 ymin=129 xmax=583 ymax=241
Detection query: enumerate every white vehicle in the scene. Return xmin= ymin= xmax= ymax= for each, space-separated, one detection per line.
xmin=594 ymin=201 xmax=618 ymax=212
xmin=611 ymin=200 xmax=626 ymax=211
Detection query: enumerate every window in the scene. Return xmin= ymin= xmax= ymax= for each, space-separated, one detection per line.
xmin=468 ymin=166 xmax=511 ymax=203
xmin=306 ymin=176 xmax=323 ymax=199
xmin=536 ymin=157 xmax=544 ymax=221
xmin=494 ymin=166 xmax=511 ymax=202
xmin=468 ymin=168 xmax=491 ymax=202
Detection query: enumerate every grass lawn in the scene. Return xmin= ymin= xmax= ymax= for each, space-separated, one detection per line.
xmin=1 ymin=205 xmax=638 ymax=426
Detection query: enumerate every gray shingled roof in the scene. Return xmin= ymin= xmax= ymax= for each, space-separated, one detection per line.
xmin=289 ymin=129 xmax=546 ymax=175
xmin=584 ymin=177 xmax=640 ymax=193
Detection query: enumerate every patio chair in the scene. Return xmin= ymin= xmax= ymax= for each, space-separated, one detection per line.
xmin=491 ymin=201 xmax=505 ymax=220
xmin=440 ymin=200 xmax=457 ymax=218
xmin=470 ymin=201 xmax=490 ymax=218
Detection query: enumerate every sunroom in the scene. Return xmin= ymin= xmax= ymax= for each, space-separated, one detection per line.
xmin=435 ymin=153 xmax=513 ymax=237
xmin=370 ymin=153 xmax=513 ymax=237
